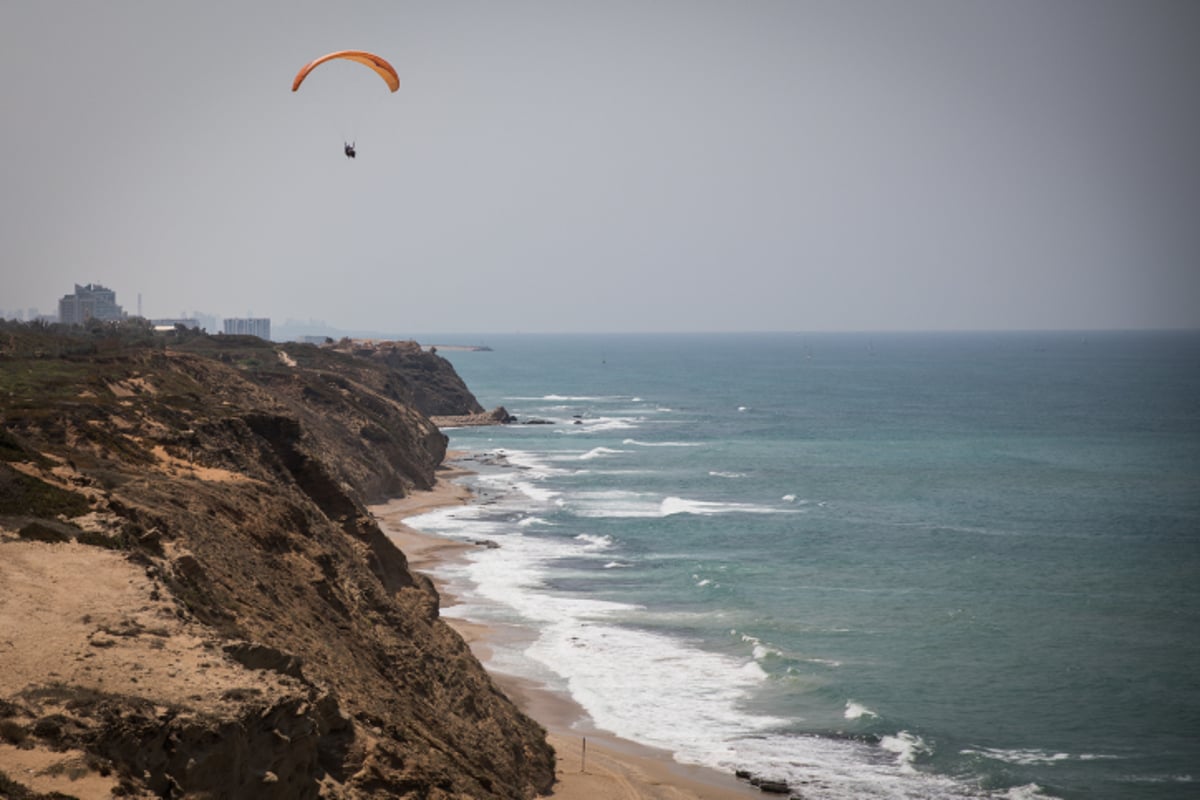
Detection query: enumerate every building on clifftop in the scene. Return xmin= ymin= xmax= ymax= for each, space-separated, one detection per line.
xmin=58 ymin=283 xmax=127 ymax=326
xmin=222 ymin=317 xmax=271 ymax=340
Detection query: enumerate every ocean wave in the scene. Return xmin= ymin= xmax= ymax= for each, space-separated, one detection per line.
xmin=562 ymin=417 xmax=641 ymax=433
xmin=1002 ymin=785 xmax=1061 ymax=800
xmin=845 ymin=700 xmax=879 ymax=720
xmin=709 ymin=470 xmax=747 ymax=479
xmin=961 ymin=747 xmax=1099 ymax=766
xmin=661 ymin=496 xmax=789 ymax=516
xmin=579 ymin=446 xmax=625 ymax=460
xmin=488 ymin=448 xmax=572 ymax=478
xmin=699 ymin=730 xmax=979 ymax=800
xmin=574 ymin=533 xmax=614 ymax=550
xmin=516 ymin=516 xmax=554 ymax=528
xmin=736 ymin=632 xmax=780 ymax=662
xmin=505 ymin=394 xmax=627 ymax=402
xmin=880 ymin=731 xmax=931 ymax=774
xmin=622 ymin=438 xmax=702 ymax=447
xmin=1119 ymin=773 xmax=1195 ymax=784
xmin=799 ymin=657 xmax=843 ymax=668
xmin=565 ymin=492 xmax=791 ymax=519
xmin=513 ymin=480 xmax=560 ymax=504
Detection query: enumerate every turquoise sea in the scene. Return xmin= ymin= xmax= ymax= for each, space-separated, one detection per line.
xmin=405 ymin=331 xmax=1200 ymax=800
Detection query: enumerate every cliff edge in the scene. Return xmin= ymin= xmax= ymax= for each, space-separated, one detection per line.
xmin=0 ymin=322 xmax=551 ymax=799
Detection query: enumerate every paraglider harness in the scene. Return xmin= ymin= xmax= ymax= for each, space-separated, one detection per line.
xmin=344 ymin=142 xmax=356 ymax=159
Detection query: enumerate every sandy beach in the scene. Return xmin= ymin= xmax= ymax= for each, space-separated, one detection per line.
xmin=371 ymin=460 xmax=762 ymax=800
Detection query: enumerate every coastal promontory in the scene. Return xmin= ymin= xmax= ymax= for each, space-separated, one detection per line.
xmin=0 ymin=322 xmax=553 ymax=799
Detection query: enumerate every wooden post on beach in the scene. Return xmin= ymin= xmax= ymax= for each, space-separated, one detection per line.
xmin=581 ymin=736 xmax=587 ymax=773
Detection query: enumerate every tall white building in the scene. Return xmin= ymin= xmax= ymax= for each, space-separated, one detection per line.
xmin=58 ymin=284 xmax=126 ymax=326
xmin=222 ymin=318 xmax=271 ymax=340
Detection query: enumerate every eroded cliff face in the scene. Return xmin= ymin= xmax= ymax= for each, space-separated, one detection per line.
xmin=0 ymin=325 xmax=552 ymax=799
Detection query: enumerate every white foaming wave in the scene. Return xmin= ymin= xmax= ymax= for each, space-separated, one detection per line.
xmin=580 ymin=446 xmax=625 ymax=460
xmin=542 ymin=393 xmax=617 ymax=401
xmin=563 ymin=417 xmax=641 ymax=433
xmin=738 ymin=405 xmax=749 ymax=412
xmin=729 ymin=629 xmax=841 ymax=670
xmin=566 ymin=492 xmax=791 ymax=519
xmin=960 ymin=747 xmax=1086 ymax=766
xmin=574 ymin=533 xmax=614 ymax=550
xmin=660 ymin=496 xmax=789 ymax=516
xmin=525 ymin=620 xmax=781 ymax=755
xmin=692 ymin=730 xmax=983 ymax=800
xmin=409 ymin=508 xmax=513 ymax=542
xmin=782 ymin=494 xmax=797 ymax=502
xmin=736 ymin=632 xmax=778 ymax=661
xmin=1002 ymin=785 xmax=1061 ymax=800
xmin=622 ymin=438 xmax=701 ymax=447
xmin=516 ymin=516 xmax=554 ymax=528
xmin=880 ymin=731 xmax=931 ymax=775
xmin=1120 ymin=773 xmax=1195 ymax=784
xmin=800 ymin=657 xmax=844 ymax=668
xmin=709 ymin=470 xmax=747 ymax=479
xmin=400 ymin=504 xmax=464 ymax=530
xmin=603 ymin=561 xmax=632 ymax=569
xmin=568 ymin=490 xmax=664 ymax=519
xmin=493 ymin=448 xmax=573 ymax=478
xmin=456 ymin=532 xmax=636 ymax=621
xmin=504 ymin=394 xmax=625 ymax=402
xmin=844 ymin=700 xmax=879 ymax=720
xmin=513 ymin=480 xmax=560 ymax=504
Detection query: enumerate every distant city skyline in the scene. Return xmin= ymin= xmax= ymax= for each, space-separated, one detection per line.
xmin=2 ymin=282 xmax=246 ymax=337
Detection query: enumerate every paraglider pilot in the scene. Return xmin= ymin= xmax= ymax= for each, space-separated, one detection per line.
xmin=344 ymin=142 xmax=356 ymax=159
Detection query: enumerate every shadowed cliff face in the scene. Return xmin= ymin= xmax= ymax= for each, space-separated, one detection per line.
xmin=328 ymin=338 xmax=487 ymax=418
xmin=0 ymin=324 xmax=552 ymax=799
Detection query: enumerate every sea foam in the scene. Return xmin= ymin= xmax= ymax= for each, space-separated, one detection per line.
xmin=845 ymin=700 xmax=879 ymax=720
xmin=580 ymin=446 xmax=624 ymax=460
xmin=566 ymin=492 xmax=789 ymax=519
xmin=622 ymin=438 xmax=702 ymax=447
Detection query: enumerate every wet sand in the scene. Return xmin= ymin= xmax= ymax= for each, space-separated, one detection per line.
xmin=371 ymin=459 xmax=761 ymax=800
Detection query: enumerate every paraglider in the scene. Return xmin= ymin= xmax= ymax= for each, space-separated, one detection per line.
xmin=292 ymin=50 xmax=399 ymax=93
xmin=292 ymin=50 xmax=398 ymax=158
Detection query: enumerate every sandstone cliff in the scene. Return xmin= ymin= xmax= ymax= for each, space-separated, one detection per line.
xmin=0 ymin=322 xmax=552 ymax=799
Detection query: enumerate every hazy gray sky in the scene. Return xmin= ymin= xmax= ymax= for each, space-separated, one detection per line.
xmin=2 ymin=1 xmax=1197 ymax=334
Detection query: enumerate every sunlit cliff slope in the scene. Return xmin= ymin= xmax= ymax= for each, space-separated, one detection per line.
xmin=0 ymin=322 xmax=552 ymax=799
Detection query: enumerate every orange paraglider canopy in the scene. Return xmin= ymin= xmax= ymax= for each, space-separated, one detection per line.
xmin=292 ymin=50 xmax=399 ymax=92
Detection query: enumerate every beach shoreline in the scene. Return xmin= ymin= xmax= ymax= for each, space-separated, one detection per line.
xmin=370 ymin=457 xmax=762 ymax=800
